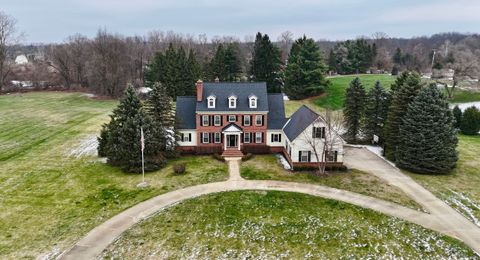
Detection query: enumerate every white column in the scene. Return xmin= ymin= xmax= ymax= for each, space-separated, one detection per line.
xmin=238 ymin=133 xmax=241 ymax=150
xmin=224 ymin=133 xmax=227 ymax=150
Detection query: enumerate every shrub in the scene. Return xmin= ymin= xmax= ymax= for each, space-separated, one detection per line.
xmin=242 ymin=153 xmax=254 ymax=161
xmin=173 ymin=163 xmax=186 ymax=175
xmin=460 ymin=106 xmax=480 ymax=135
xmin=212 ymin=153 xmax=225 ymax=162
xmin=293 ymin=164 xmax=347 ymax=172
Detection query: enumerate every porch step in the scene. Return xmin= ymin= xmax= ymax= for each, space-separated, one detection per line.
xmin=221 ymin=149 xmax=244 ymax=158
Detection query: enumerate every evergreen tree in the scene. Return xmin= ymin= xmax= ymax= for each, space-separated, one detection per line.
xmin=384 ymin=72 xmax=423 ymax=161
xmin=396 ymin=85 xmax=458 ymax=174
xmin=364 ymin=81 xmax=391 ymax=142
xmin=208 ymin=44 xmax=227 ymax=81
xmin=452 ymin=105 xmax=462 ymax=129
xmin=343 ymin=77 xmax=366 ymax=142
xmin=224 ymin=43 xmax=242 ymax=81
xmin=250 ymin=32 xmax=283 ymax=93
xmin=145 ymin=82 xmax=178 ymax=157
xmin=144 ymin=44 xmax=199 ymax=99
xmin=390 ymin=71 xmax=409 ymax=94
xmin=284 ymin=36 xmax=329 ymax=100
xmin=460 ymin=106 xmax=480 ymax=135
xmin=98 ymin=85 xmax=166 ymax=173
xmin=393 ymin=48 xmax=403 ymax=65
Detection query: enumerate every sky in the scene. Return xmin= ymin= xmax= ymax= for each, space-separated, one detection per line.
xmin=2 ymin=0 xmax=480 ymax=43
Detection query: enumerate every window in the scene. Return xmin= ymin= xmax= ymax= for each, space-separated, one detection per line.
xmin=325 ymin=151 xmax=338 ymax=162
xmin=181 ymin=133 xmax=191 ymax=142
xmin=228 ymin=96 xmax=237 ymax=108
xmin=249 ymin=96 xmax=257 ymax=108
xmin=299 ymin=151 xmax=310 ymax=162
xmin=202 ymin=132 xmax=209 ymax=143
xmin=228 ymin=115 xmax=236 ymax=122
xmin=214 ymin=115 xmax=221 ymax=126
xmin=255 ymin=132 xmax=263 ymax=143
xmin=214 ymin=132 xmax=221 ymax=143
xmin=255 ymin=115 xmax=263 ymax=126
xmin=244 ymin=132 xmax=251 ymax=143
xmin=271 ymin=133 xmax=281 ymax=142
xmin=243 ymin=115 xmax=251 ymax=126
xmin=313 ymin=126 xmax=325 ymax=138
xmin=207 ymin=95 xmax=216 ymax=108
xmin=202 ymin=115 xmax=209 ymax=126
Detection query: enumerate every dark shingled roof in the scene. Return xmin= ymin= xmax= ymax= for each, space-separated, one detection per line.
xmin=283 ymin=105 xmax=319 ymax=141
xmin=175 ymin=96 xmax=196 ymax=129
xmin=196 ymin=82 xmax=269 ymax=112
xmin=267 ymin=94 xmax=288 ymax=129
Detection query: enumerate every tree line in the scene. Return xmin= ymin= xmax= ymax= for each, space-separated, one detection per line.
xmin=343 ymin=72 xmax=459 ymax=174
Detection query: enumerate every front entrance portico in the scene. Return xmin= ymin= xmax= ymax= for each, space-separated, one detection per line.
xmin=222 ymin=123 xmax=242 ymax=150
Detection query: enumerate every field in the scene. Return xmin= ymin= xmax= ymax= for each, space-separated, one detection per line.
xmin=316 ymin=74 xmax=397 ymax=110
xmin=102 ymin=191 xmax=475 ymax=259
xmin=407 ymin=135 xmax=480 ymax=226
xmin=0 ymin=92 xmax=228 ymax=258
xmin=241 ymin=155 xmax=421 ymax=210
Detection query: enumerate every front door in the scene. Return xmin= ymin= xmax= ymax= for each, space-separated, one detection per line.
xmin=227 ymin=135 xmax=237 ymax=148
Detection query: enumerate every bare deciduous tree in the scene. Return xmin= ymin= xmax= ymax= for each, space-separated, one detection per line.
xmin=278 ymin=31 xmax=293 ymax=62
xmin=0 ymin=11 xmax=20 ymax=90
xmin=300 ymin=109 xmax=344 ymax=175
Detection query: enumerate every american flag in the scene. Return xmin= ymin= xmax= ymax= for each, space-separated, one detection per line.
xmin=140 ymin=127 xmax=145 ymax=152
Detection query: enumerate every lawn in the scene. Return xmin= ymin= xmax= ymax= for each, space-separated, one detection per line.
xmin=450 ymin=89 xmax=480 ymax=103
xmin=0 ymin=92 xmax=228 ymax=259
xmin=102 ymin=191 xmax=475 ymax=259
xmin=240 ymin=155 xmax=421 ymax=210
xmin=315 ymin=74 xmax=397 ymax=110
xmin=407 ymin=135 xmax=480 ymax=226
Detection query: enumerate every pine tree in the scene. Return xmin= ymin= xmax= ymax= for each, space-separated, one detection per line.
xmin=145 ymin=82 xmax=178 ymax=157
xmin=390 ymin=71 xmax=409 ymax=94
xmin=284 ymin=36 xmax=329 ymax=100
xmin=396 ymin=84 xmax=458 ymax=174
xmin=250 ymin=32 xmax=283 ymax=93
xmin=384 ymin=72 xmax=422 ymax=161
xmin=343 ymin=77 xmax=366 ymax=142
xmin=460 ymin=106 xmax=480 ymax=135
xmin=224 ymin=43 xmax=242 ymax=81
xmin=452 ymin=105 xmax=462 ymax=129
xmin=97 ymin=85 xmax=166 ymax=173
xmin=364 ymin=81 xmax=391 ymax=142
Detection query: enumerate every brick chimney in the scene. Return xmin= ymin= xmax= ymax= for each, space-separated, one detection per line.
xmin=196 ymin=79 xmax=203 ymax=102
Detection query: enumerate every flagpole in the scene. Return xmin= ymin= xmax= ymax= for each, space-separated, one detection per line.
xmin=141 ymin=127 xmax=145 ymax=184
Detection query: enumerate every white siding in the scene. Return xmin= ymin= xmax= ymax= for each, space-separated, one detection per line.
xmin=266 ymin=130 xmax=284 ymax=147
xmin=287 ymin=119 xmax=344 ymax=163
xmin=177 ymin=130 xmax=197 ymax=146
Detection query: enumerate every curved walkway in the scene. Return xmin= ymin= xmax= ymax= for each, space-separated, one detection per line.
xmin=61 ymin=152 xmax=480 ymax=259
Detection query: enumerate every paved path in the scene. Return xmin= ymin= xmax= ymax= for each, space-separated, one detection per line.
xmin=60 ymin=155 xmax=480 ymax=259
xmin=224 ymin=157 xmax=243 ymax=181
xmin=344 ymin=147 xmax=480 ymax=254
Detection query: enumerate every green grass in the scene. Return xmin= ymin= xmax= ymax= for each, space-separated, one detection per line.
xmin=407 ymin=135 xmax=480 ymax=225
xmin=450 ymin=89 xmax=480 ymax=103
xmin=102 ymin=191 xmax=475 ymax=259
xmin=315 ymin=74 xmax=397 ymax=110
xmin=0 ymin=92 xmax=228 ymax=259
xmin=240 ymin=155 xmax=421 ymax=210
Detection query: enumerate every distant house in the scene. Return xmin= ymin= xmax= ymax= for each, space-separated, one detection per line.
xmin=175 ymin=80 xmax=344 ymax=168
xmin=15 ymin=55 xmax=29 ymax=65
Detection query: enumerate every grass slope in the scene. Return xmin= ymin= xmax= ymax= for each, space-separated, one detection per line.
xmin=407 ymin=135 xmax=480 ymax=226
xmin=241 ymin=155 xmax=421 ymax=210
xmin=0 ymin=92 xmax=228 ymax=258
xmin=315 ymin=74 xmax=397 ymax=110
xmin=102 ymin=191 xmax=475 ymax=259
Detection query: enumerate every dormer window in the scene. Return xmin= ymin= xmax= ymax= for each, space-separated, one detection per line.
xmin=249 ymin=95 xmax=257 ymax=108
xmin=228 ymin=95 xmax=237 ymax=109
xmin=207 ymin=95 xmax=216 ymax=108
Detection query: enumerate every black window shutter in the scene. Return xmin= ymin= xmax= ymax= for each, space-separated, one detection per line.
xmin=322 ymin=127 xmax=326 ymax=138
xmin=271 ymin=134 xmax=273 ymax=142
xmin=200 ymin=132 xmax=203 ymax=143
xmin=242 ymin=115 xmax=244 ymax=126
xmin=261 ymin=132 xmax=264 ymax=143
xmin=241 ymin=133 xmax=244 ymax=142
xmin=312 ymin=127 xmax=316 ymax=138
xmin=308 ymin=151 xmax=311 ymax=162
xmin=279 ymin=134 xmax=282 ymax=142
xmin=334 ymin=151 xmax=338 ymax=162
xmin=262 ymin=115 xmax=264 ymax=126
xmin=188 ymin=133 xmax=191 ymax=142
xmin=298 ymin=151 xmax=302 ymax=162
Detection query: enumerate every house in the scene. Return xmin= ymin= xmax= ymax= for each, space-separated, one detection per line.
xmin=175 ymin=80 xmax=344 ymax=168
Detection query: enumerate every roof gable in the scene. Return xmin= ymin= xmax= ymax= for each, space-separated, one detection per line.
xmin=196 ymin=82 xmax=269 ymax=112
xmin=283 ymin=105 xmax=319 ymax=140
xmin=222 ymin=123 xmax=243 ymax=133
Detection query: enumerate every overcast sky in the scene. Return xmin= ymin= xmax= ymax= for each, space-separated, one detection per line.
xmin=2 ymin=0 xmax=480 ymax=43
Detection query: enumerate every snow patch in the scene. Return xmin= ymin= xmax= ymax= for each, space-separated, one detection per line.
xmin=276 ymin=153 xmax=291 ymax=170
xmin=444 ymin=190 xmax=480 ymax=227
xmin=69 ymin=135 xmax=99 ymax=158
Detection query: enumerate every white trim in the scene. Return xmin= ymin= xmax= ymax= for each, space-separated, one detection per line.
xmin=196 ymin=111 xmax=268 ymax=115
xmin=228 ymin=96 xmax=237 ymax=109
xmin=207 ymin=95 xmax=216 ymax=108
xmin=214 ymin=115 xmax=221 ymax=126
